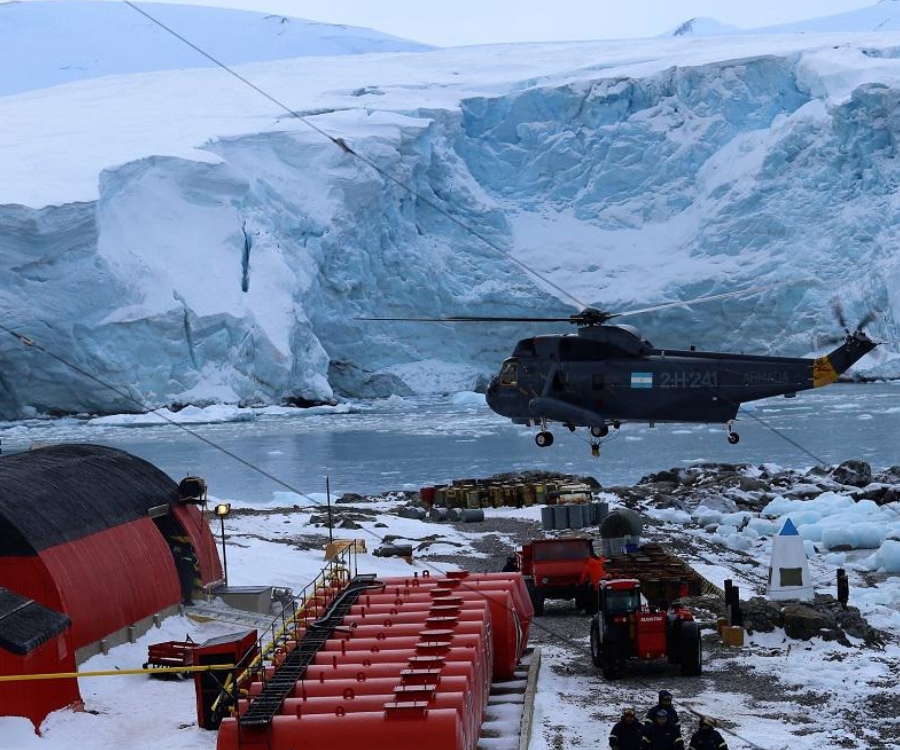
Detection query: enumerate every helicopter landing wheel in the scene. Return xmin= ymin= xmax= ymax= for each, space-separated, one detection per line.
xmin=535 ymin=431 xmax=554 ymax=448
xmin=727 ymin=432 xmax=740 ymax=445
xmin=612 ymin=420 xmax=621 ymax=430
xmin=590 ymin=424 xmax=609 ymax=438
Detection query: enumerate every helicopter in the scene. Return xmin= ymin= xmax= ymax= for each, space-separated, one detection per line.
xmin=367 ymin=289 xmax=880 ymax=454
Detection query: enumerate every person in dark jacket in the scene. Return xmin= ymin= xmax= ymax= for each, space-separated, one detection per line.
xmin=688 ymin=717 xmax=728 ymax=750
xmin=645 ymin=689 xmax=680 ymax=729
xmin=610 ymin=707 xmax=644 ymax=750
xmin=642 ymin=709 xmax=683 ymax=750
xmin=170 ymin=537 xmax=198 ymax=605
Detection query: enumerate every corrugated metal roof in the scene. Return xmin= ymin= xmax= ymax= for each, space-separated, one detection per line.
xmin=0 ymin=444 xmax=179 ymax=554
xmin=0 ymin=586 xmax=70 ymax=655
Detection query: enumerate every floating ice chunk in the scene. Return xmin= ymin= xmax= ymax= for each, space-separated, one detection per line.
xmin=797 ymin=523 xmax=822 ymax=542
xmin=820 ymin=522 xmax=886 ymax=550
xmin=871 ymin=539 xmax=900 ymax=573
xmin=824 ymin=552 xmax=847 ymax=567
xmin=450 ymin=391 xmax=486 ymax=407
xmin=746 ymin=518 xmax=779 ymax=536
xmin=692 ymin=506 xmax=723 ymax=526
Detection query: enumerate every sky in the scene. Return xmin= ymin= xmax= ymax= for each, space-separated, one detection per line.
xmin=7 ymin=0 xmax=883 ymax=46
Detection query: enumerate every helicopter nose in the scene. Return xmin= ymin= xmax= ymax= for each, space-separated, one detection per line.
xmin=485 ymin=376 xmax=510 ymax=417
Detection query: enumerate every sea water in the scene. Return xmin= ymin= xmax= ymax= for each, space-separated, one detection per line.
xmin=1 ymin=383 xmax=898 ymax=505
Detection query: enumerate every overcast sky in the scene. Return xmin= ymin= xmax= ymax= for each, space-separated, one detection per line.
xmin=8 ymin=0 xmax=882 ymax=45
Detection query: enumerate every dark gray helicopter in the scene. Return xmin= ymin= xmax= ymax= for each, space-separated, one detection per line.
xmin=373 ymin=291 xmax=879 ymax=453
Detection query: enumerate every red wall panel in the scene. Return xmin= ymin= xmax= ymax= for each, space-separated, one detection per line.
xmin=39 ymin=519 xmax=181 ymax=649
xmin=0 ymin=633 xmax=79 ymax=727
xmin=0 ymin=556 xmax=61 ymax=612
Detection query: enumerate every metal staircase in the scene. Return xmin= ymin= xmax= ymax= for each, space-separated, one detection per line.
xmin=238 ymin=574 xmax=380 ymax=728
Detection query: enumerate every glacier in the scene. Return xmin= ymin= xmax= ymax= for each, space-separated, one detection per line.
xmin=3 ymin=27 xmax=900 ymax=417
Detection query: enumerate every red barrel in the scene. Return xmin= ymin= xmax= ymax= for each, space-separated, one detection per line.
xmin=248 ymin=674 xmax=467 ymax=699
xmin=218 ymin=707 xmax=466 ymax=750
xmin=312 ymin=646 xmax=480 ymax=668
xmin=280 ymin=690 xmax=466 ymax=716
xmin=329 ymin=621 xmax=486 ymax=642
xmin=299 ymin=675 xmax=469 ymax=699
xmin=321 ymin=631 xmax=484 ymax=653
xmin=339 ymin=610 xmax=488 ymax=627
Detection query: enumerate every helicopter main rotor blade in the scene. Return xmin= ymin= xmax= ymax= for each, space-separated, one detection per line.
xmin=356 ymin=315 xmax=576 ymax=323
xmin=613 ymin=283 xmax=783 ymax=320
xmin=831 ymin=298 xmax=849 ymax=330
xmin=856 ymin=309 xmax=879 ymax=331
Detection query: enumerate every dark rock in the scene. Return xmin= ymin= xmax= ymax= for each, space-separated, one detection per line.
xmin=638 ymin=468 xmax=680 ymax=484
xmin=739 ymin=476 xmax=769 ymax=492
xmin=781 ymin=603 xmax=833 ymax=641
xmin=741 ymin=596 xmax=783 ymax=634
xmin=831 ymin=460 xmax=872 ymax=487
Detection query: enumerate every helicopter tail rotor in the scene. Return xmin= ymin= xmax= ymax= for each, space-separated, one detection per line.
xmin=822 ymin=299 xmax=881 ymax=346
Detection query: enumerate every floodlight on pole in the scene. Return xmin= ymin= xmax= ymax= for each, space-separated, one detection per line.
xmin=215 ymin=503 xmax=231 ymax=587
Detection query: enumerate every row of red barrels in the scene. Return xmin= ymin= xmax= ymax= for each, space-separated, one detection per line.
xmin=217 ymin=571 xmax=534 ymax=750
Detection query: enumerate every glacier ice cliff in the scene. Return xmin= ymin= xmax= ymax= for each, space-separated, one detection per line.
xmin=3 ymin=37 xmax=900 ymax=417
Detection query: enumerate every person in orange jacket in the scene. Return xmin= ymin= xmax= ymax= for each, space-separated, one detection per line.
xmin=580 ymin=553 xmax=606 ymax=586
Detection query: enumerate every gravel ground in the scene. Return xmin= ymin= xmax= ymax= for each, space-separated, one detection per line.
xmin=421 ymin=511 xmax=900 ymax=750
xmin=296 ymin=466 xmax=900 ymax=750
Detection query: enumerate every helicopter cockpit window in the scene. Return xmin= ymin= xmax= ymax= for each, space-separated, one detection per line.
xmin=499 ymin=360 xmax=518 ymax=386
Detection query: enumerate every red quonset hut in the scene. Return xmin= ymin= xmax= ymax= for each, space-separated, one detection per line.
xmin=0 ymin=443 xmax=223 ymax=727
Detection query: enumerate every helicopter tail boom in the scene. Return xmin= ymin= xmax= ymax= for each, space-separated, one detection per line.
xmin=814 ymin=330 xmax=877 ymax=387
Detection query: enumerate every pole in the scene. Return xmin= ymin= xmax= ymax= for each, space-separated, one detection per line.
xmin=326 ymin=475 xmax=333 ymax=544
xmin=837 ymin=568 xmax=849 ymax=609
xmin=219 ymin=515 xmax=229 ymax=588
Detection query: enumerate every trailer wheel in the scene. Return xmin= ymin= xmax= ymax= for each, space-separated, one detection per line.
xmin=589 ymin=620 xmax=603 ymax=668
xmin=525 ymin=579 xmax=545 ymax=616
xmin=679 ymin=621 xmax=702 ymax=676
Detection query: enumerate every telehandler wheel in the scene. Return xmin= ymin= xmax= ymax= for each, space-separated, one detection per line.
xmin=679 ymin=621 xmax=702 ymax=676
xmin=601 ymin=642 xmax=620 ymax=680
xmin=600 ymin=627 xmax=621 ymax=680
xmin=589 ymin=620 xmax=603 ymax=668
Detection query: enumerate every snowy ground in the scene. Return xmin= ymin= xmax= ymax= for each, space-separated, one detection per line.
xmin=4 ymin=464 xmax=900 ymax=750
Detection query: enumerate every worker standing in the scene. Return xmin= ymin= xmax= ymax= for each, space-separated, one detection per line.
xmin=609 ymin=707 xmax=644 ymax=750
xmin=688 ymin=717 xmax=728 ymax=750
xmin=581 ymin=553 xmax=606 ymax=586
xmin=645 ymin=690 xmax=680 ymax=729
xmin=642 ymin=709 xmax=683 ymax=749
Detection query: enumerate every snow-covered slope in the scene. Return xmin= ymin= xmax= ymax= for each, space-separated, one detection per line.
xmin=754 ymin=0 xmax=900 ymax=34
xmin=3 ymin=14 xmax=900 ymax=417
xmin=664 ymin=1 xmax=900 ymax=38
xmin=0 ymin=0 xmax=432 ymax=96
xmin=664 ymin=17 xmax=743 ymax=38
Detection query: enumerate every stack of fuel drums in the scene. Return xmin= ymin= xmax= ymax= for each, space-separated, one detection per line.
xmin=218 ymin=571 xmax=533 ymax=750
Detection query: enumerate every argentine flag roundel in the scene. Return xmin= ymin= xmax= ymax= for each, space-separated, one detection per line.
xmin=631 ymin=372 xmax=653 ymax=389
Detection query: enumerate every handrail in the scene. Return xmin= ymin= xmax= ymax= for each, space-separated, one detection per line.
xmin=209 ymin=543 xmax=358 ymax=719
